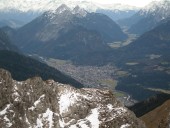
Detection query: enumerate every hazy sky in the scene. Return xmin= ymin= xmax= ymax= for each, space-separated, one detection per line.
xmin=0 ymin=0 xmax=166 ymax=8
xmin=82 ymin=0 xmax=162 ymax=7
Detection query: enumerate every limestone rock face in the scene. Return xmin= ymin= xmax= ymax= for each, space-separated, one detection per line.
xmin=0 ymin=69 xmax=146 ymax=128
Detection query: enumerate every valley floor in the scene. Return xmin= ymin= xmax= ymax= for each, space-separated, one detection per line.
xmin=44 ymin=58 xmax=137 ymax=106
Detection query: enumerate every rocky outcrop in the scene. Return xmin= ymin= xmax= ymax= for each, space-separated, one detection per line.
xmin=0 ymin=69 xmax=146 ymax=128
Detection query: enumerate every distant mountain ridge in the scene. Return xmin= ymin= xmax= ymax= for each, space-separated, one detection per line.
xmin=0 ymin=0 xmax=139 ymax=23
xmin=0 ymin=9 xmax=40 ymax=26
xmin=0 ymin=19 xmax=25 ymax=28
xmin=0 ymin=0 xmax=139 ymax=12
xmin=119 ymin=0 xmax=170 ymax=35
xmin=10 ymin=5 xmax=127 ymax=60
xmin=97 ymin=9 xmax=137 ymax=21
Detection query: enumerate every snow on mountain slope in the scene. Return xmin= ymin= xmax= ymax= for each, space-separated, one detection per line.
xmin=139 ymin=0 xmax=170 ymax=18
xmin=127 ymin=0 xmax=170 ymax=35
xmin=0 ymin=69 xmax=146 ymax=128
xmin=0 ymin=0 xmax=139 ymax=13
xmin=0 ymin=0 xmax=139 ymax=24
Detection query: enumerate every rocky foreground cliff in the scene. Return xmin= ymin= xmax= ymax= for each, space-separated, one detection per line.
xmin=0 ymin=69 xmax=145 ymax=128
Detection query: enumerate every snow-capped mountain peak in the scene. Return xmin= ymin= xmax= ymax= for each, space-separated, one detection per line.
xmin=72 ymin=5 xmax=88 ymax=17
xmin=141 ymin=0 xmax=170 ymax=16
xmin=0 ymin=0 xmax=139 ymax=13
xmin=0 ymin=0 xmax=140 ymax=22
xmin=42 ymin=4 xmax=88 ymax=22
xmin=55 ymin=4 xmax=71 ymax=14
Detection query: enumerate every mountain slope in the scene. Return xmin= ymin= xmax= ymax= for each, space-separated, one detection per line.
xmin=140 ymin=99 xmax=170 ymax=128
xmin=0 ymin=19 xmax=25 ymax=28
xmin=11 ymin=5 xmax=126 ymax=60
xmin=0 ymin=50 xmax=83 ymax=88
xmin=0 ymin=29 xmax=18 ymax=52
xmin=115 ymin=19 xmax=170 ymax=100
xmin=72 ymin=11 xmax=127 ymax=42
xmin=0 ymin=24 xmax=83 ymax=88
xmin=128 ymin=0 xmax=170 ymax=35
xmin=129 ymin=93 xmax=170 ymax=117
xmin=121 ymin=19 xmax=170 ymax=58
xmin=0 ymin=69 xmax=146 ymax=128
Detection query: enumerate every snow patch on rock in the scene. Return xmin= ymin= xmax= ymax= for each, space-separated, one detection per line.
xmin=0 ymin=104 xmax=11 ymax=116
xmin=28 ymin=94 xmax=45 ymax=111
xmin=120 ymin=123 xmax=131 ymax=128
xmin=59 ymin=91 xmax=79 ymax=114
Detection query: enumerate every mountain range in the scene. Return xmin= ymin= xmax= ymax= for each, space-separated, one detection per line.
xmin=97 ymin=9 xmax=137 ymax=21
xmin=9 ymin=4 xmax=127 ymax=60
xmin=0 ymin=10 xmax=39 ymax=27
xmin=0 ymin=19 xmax=25 ymax=28
xmin=0 ymin=1 xmax=170 ymax=127
xmin=119 ymin=0 xmax=170 ymax=35
xmin=5 ymin=2 xmax=170 ymax=101
xmin=0 ymin=0 xmax=139 ymax=25
xmin=0 ymin=0 xmax=139 ymax=12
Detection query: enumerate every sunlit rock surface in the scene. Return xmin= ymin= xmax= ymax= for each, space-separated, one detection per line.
xmin=0 ymin=69 xmax=146 ymax=128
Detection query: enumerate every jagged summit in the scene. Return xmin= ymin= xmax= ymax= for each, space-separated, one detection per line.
xmin=55 ymin=4 xmax=71 ymax=14
xmin=126 ymin=0 xmax=170 ymax=35
xmin=0 ymin=69 xmax=146 ymax=128
xmin=139 ymin=0 xmax=170 ymax=18
xmin=72 ymin=5 xmax=87 ymax=17
xmin=0 ymin=0 xmax=139 ymax=13
xmin=0 ymin=0 xmax=139 ymax=24
xmin=10 ymin=4 xmax=127 ymax=60
xmin=42 ymin=4 xmax=88 ymax=22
